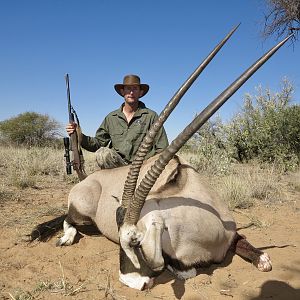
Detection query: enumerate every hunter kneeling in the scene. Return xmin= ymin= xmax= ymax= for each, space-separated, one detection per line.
xmin=66 ymin=74 xmax=169 ymax=169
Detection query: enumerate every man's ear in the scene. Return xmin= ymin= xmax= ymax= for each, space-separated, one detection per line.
xmin=139 ymin=90 xmax=144 ymax=97
xmin=120 ymin=88 xmax=125 ymax=96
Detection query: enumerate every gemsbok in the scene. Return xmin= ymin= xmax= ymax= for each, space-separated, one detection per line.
xmin=31 ymin=26 xmax=293 ymax=290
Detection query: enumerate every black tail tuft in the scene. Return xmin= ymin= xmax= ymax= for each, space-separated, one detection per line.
xmin=28 ymin=214 xmax=67 ymax=242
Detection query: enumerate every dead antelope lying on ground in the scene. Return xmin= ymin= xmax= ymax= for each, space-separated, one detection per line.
xmin=31 ymin=26 xmax=292 ymax=290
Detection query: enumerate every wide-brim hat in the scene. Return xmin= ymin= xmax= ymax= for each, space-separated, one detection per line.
xmin=114 ymin=74 xmax=149 ymax=98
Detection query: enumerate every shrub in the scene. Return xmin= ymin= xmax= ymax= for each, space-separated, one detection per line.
xmin=181 ymin=117 xmax=233 ymax=176
xmin=183 ymin=80 xmax=300 ymax=172
xmin=226 ymin=79 xmax=300 ymax=170
xmin=0 ymin=112 xmax=63 ymax=147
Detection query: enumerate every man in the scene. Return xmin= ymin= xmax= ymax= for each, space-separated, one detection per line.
xmin=66 ymin=74 xmax=169 ymax=169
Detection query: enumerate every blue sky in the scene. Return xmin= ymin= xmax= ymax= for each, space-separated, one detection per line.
xmin=0 ymin=0 xmax=299 ymax=141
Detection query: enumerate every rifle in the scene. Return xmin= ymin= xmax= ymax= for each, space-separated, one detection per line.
xmin=64 ymin=73 xmax=87 ymax=181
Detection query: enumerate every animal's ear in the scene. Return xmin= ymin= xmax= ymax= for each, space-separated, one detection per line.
xmin=140 ymin=218 xmax=165 ymax=272
xmin=116 ymin=206 xmax=126 ymax=229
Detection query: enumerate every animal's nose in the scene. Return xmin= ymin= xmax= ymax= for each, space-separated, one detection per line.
xmin=141 ymin=278 xmax=154 ymax=290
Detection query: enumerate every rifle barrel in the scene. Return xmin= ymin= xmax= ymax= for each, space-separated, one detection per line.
xmin=65 ymin=73 xmax=74 ymax=123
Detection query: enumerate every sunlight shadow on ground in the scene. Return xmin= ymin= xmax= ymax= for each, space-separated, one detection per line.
xmin=153 ymin=250 xmax=236 ymax=299
xmin=248 ymin=280 xmax=300 ymax=300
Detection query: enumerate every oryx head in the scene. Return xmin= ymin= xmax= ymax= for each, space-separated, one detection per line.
xmin=117 ymin=26 xmax=293 ymax=290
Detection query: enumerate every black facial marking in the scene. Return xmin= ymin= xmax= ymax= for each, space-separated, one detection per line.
xmin=119 ymin=246 xmax=164 ymax=278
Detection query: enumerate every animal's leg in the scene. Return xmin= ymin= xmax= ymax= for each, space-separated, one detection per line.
xmin=233 ymin=233 xmax=272 ymax=272
xmin=56 ymin=198 xmax=94 ymax=247
xmin=56 ymin=219 xmax=77 ymax=246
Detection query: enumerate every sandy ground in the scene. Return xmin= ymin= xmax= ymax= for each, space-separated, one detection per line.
xmin=0 ymin=176 xmax=299 ymax=300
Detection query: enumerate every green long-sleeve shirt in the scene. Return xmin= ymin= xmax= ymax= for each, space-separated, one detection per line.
xmin=81 ymin=101 xmax=169 ymax=162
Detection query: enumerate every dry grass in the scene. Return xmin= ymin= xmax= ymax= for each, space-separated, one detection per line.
xmin=286 ymin=169 xmax=300 ymax=192
xmin=179 ymin=150 xmax=287 ymax=210
xmin=0 ymin=145 xmax=96 ymax=194
xmin=0 ymin=145 xmax=297 ymax=213
xmin=8 ymin=263 xmax=127 ymax=300
xmin=8 ymin=261 xmax=84 ymax=299
xmin=0 ymin=146 xmax=64 ymax=189
xmin=97 ymin=272 xmax=128 ymax=300
xmin=218 ymin=174 xmax=254 ymax=210
xmin=217 ymin=163 xmax=284 ymax=209
xmin=0 ymin=183 xmax=21 ymax=203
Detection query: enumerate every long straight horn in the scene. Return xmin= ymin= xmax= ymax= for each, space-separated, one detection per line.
xmin=121 ymin=24 xmax=240 ymax=209
xmin=123 ymin=34 xmax=293 ymax=225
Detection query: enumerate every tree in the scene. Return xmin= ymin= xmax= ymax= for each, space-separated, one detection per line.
xmin=263 ymin=0 xmax=300 ymax=41
xmin=0 ymin=112 xmax=63 ymax=147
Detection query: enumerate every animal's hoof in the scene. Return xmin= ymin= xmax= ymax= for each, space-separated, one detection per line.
xmin=56 ymin=236 xmax=72 ymax=247
xmin=255 ymin=253 xmax=272 ymax=272
xmin=56 ymin=239 xmax=63 ymax=247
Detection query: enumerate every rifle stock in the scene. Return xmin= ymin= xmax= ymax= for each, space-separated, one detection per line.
xmin=64 ymin=74 xmax=87 ymax=181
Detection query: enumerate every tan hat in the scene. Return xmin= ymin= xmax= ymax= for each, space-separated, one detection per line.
xmin=114 ymin=74 xmax=149 ymax=98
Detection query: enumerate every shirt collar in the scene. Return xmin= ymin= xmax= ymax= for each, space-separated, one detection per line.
xmin=113 ymin=101 xmax=148 ymax=118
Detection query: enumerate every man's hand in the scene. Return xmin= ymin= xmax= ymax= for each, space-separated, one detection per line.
xmin=66 ymin=122 xmax=77 ymax=136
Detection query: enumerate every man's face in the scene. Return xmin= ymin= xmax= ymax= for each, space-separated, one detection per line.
xmin=122 ymin=85 xmax=143 ymax=105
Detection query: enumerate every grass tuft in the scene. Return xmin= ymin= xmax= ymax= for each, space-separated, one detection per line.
xmin=220 ymin=175 xmax=253 ymax=210
xmin=214 ymin=162 xmax=284 ymax=210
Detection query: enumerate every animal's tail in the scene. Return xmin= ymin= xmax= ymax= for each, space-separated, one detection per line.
xmin=28 ymin=214 xmax=67 ymax=242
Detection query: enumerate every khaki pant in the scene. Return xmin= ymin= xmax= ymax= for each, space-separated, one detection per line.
xmin=95 ymin=148 xmax=128 ymax=169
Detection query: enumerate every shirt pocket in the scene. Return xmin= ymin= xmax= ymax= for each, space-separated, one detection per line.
xmin=110 ymin=128 xmax=125 ymax=149
xmin=132 ymin=119 xmax=148 ymax=134
xmin=131 ymin=125 xmax=148 ymax=145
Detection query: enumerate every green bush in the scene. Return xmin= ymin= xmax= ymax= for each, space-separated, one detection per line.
xmin=182 ymin=79 xmax=299 ymax=172
xmin=181 ymin=117 xmax=233 ymax=175
xmin=0 ymin=112 xmax=63 ymax=147
xmin=226 ymin=79 xmax=300 ymax=170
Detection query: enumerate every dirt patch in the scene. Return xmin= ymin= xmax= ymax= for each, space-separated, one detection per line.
xmin=0 ymin=177 xmax=299 ymax=300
